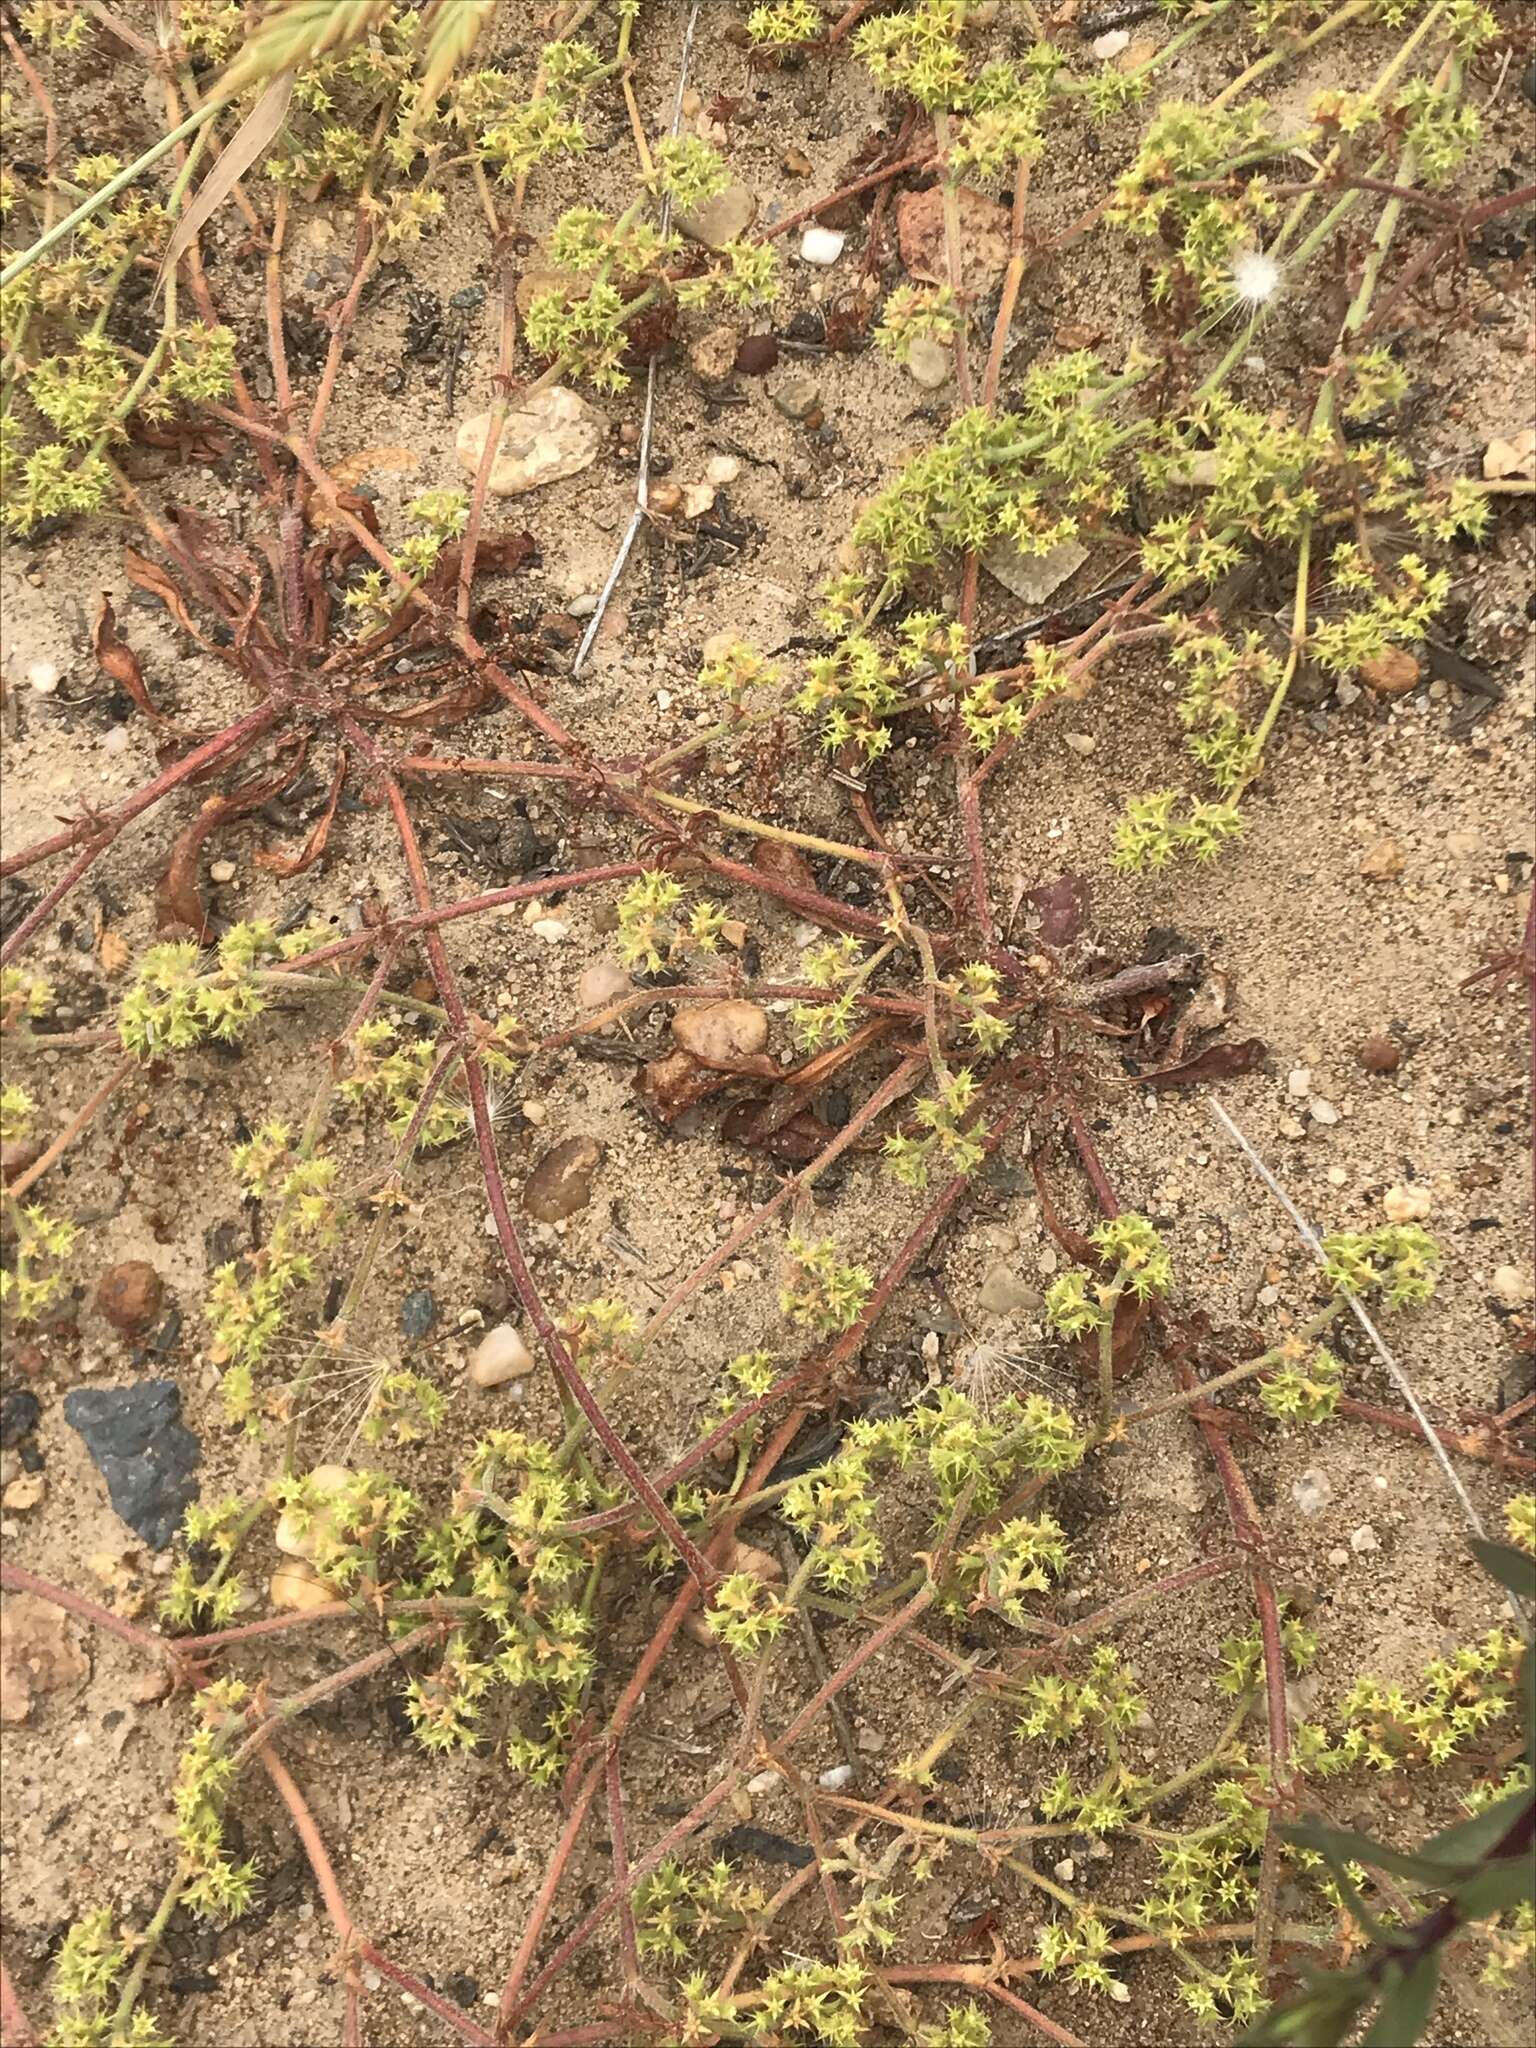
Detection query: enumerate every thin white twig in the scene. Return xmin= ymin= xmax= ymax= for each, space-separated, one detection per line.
xmin=1207 ymin=1096 xmax=1488 ymax=1545
xmin=573 ymin=0 xmax=705 ymax=676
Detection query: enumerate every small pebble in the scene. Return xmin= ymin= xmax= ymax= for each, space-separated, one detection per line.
xmin=530 ymin=918 xmax=571 ymax=943
xmin=747 ymin=1769 xmax=778 ymax=1795
xmin=469 ymin=1324 xmax=536 ymax=1387
xmin=523 ymin=1136 xmax=602 ymax=1222
xmin=1291 ymin=1468 xmax=1331 ymax=1517
xmin=95 ymin=1260 xmax=164 ymax=1336
xmin=905 ymin=336 xmax=951 ymax=389
xmin=817 ymin=1763 xmax=853 ymax=1790
xmin=1326 ymin=1165 xmax=1348 ymax=1187
xmin=1054 ymin=1856 xmax=1076 ymax=1882
xmin=733 ymin=333 xmax=779 ymax=376
xmin=577 ymin=960 xmax=632 ymax=1011
xmin=1350 ymin=1523 xmax=1380 ymax=1554
xmin=770 ymin=371 xmax=822 ymax=421
xmin=1492 ymin=1265 xmax=1533 ymax=1307
xmin=1091 ymin=28 xmax=1131 ymax=58
xmin=706 ymin=454 xmax=741 ymax=486
xmin=1309 ymin=1097 xmax=1341 ymax=1125
xmin=27 ymin=660 xmax=60 ymax=694
xmin=209 ymin=858 xmax=237 ymax=883
xmin=799 ymin=226 xmax=846 ymax=265
xmin=521 ymin=1099 xmax=547 ymax=1126
xmin=1358 ymin=1034 xmax=1401 ymax=1074
xmin=269 ymin=1561 xmax=336 ymax=1613
xmin=102 ymin=725 xmax=130 ymax=757
xmin=1063 ymin=731 xmax=1096 ymax=757
xmin=673 ymin=999 xmax=769 ymax=1064
xmin=399 ymin=1287 xmax=436 ymax=1341
xmin=1287 ymin=1068 xmax=1312 ymax=1098
xmin=1382 ymin=1184 xmax=1431 ymax=1224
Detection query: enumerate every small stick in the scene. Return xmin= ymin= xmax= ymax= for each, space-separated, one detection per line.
xmin=1208 ymin=1097 xmax=1489 ymax=1546
xmin=4 ymin=1058 xmax=135 ymax=1200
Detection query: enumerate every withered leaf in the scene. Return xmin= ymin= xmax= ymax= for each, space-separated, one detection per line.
xmin=1021 ymin=870 xmax=1091 ymax=949
xmin=1132 ymin=1037 xmax=1267 ymax=1090
xmin=92 ymin=595 xmax=160 ymax=721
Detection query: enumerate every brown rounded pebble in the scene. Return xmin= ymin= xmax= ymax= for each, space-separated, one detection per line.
xmin=672 ymin=999 xmax=769 ymax=1065
xmin=733 ymin=333 xmax=779 ymax=376
xmin=1358 ymin=647 xmax=1421 ymax=696
xmin=95 ymin=1260 xmax=164 ymax=1335
xmin=1357 ymin=1034 xmax=1402 ymax=1074
xmin=523 ymin=1136 xmax=603 ymax=1223
xmin=649 ymin=481 xmax=683 ymax=517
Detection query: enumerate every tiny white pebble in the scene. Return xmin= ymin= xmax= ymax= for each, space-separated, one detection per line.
xmin=1326 ymin=1165 xmax=1348 ymax=1187
xmin=747 ymin=1769 xmax=777 ymax=1795
xmin=209 ymin=858 xmax=237 ymax=883
xmin=530 ymin=918 xmax=570 ymax=943
xmin=800 ymin=226 xmax=846 ymax=266
xmin=1350 ymin=1523 xmax=1379 ymax=1554
xmin=656 ymin=688 xmax=673 ymax=710
xmin=1063 ymin=731 xmax=1096 ymax=757
xmin=102 ymin=725 xmax=130 ymax=756
xmin=1309 ymin=1097 xmax=1341 ymax=1125
xmin=1091 ymin=29 xmax=1130 ymax=58
xmin=706 ymin=454 xmax=741 ymax=486
xmin=1382 ymin=1183 xmax=1431 ymax=1223
xmin=1054 ymin=1856 xmax=1076 ymax=1882
xmin=817 ymin=1763 xmax=853 ymax=1790
xmin=521 ymin=1099 xmax=547 ymax=1125
xmin=920 ymin=1330 xmax=940 ymax=1361
xmin=27 ymin=660 xmax=60 ymax=694
xmin=1287 ymin=1067 xmax=1312 ymax=1097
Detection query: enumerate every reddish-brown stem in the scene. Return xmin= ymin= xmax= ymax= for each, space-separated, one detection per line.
xmin=0 ymin=1959 xmax=38 ymax=2048
xmin=558 ymin=1367 xmax=826 ymax=1540
xmin=256 ymin=1742 xmax=356 ymax=1950
xmin=0 ymin=699 xmax=278 ymax=887
xmin=605 ymin=1746 xmax=641 ymax=1992
xmin=4 ymin=1057 xmax=134 ymax=1200
xmin=375 ymin=771 xmax=719 ymax=1593
xmin=265 ymin=188 xmax=294 ymax=422
xmin=759 ymin=149 xmax=935 ymax=243
xmin=303 ymin=225 xmax=376 ymax=460
xmin=358 ymin=1944 xmax=498 ymax=2047
xmin=1332 ymin=1391 xmax=1536 ymax=1472
xmin=986 ymin=1982 xmax=1087 ymax=2048
xmin=499 ymin=1774 xmax=741 ymax=2038
xmin=272 ymin=864 xmax=646 ymax=979
xmin=0 ymin=837 xmax=111 ymax=967
xmin=230 ymin=1623 xmax=449 ymax=1769
xmin=641 ymin=1051 xmax=926 ymax=1340
xmin=0 ymin=1559 xmax=174 ymax=1663
xmin=457 ymin=258 xmax=519 ymax=623
xmin=172 ymin=1593 xmax=487 ymax=1656
xmin=497 ymin=1765 xmax=604 ymax=2031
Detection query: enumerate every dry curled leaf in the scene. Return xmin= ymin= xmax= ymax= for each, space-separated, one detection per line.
xmin=896 ymin=185 xmax=1011 ymax=287
xmin=92 ymin=595 xmax=160 ymax=720
xmin=1131 ymin=1036 xmax=1267 ymax=1090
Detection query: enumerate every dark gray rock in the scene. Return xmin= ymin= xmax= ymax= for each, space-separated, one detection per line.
xmin=400 ymin=1288 xmax=436 ymax=1341
xmin=63 ymin=1380 xmax=200 ymax=1549
xmin=0 ymin=1390 xmax=41 ymax=1448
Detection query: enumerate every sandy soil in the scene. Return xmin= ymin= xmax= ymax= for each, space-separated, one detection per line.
xmin=1 ymin=4 xmax=1533 ymax=2046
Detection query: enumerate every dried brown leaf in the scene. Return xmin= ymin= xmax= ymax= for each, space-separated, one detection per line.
xmin=92 ymin=594 xmax=160 ymax=720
